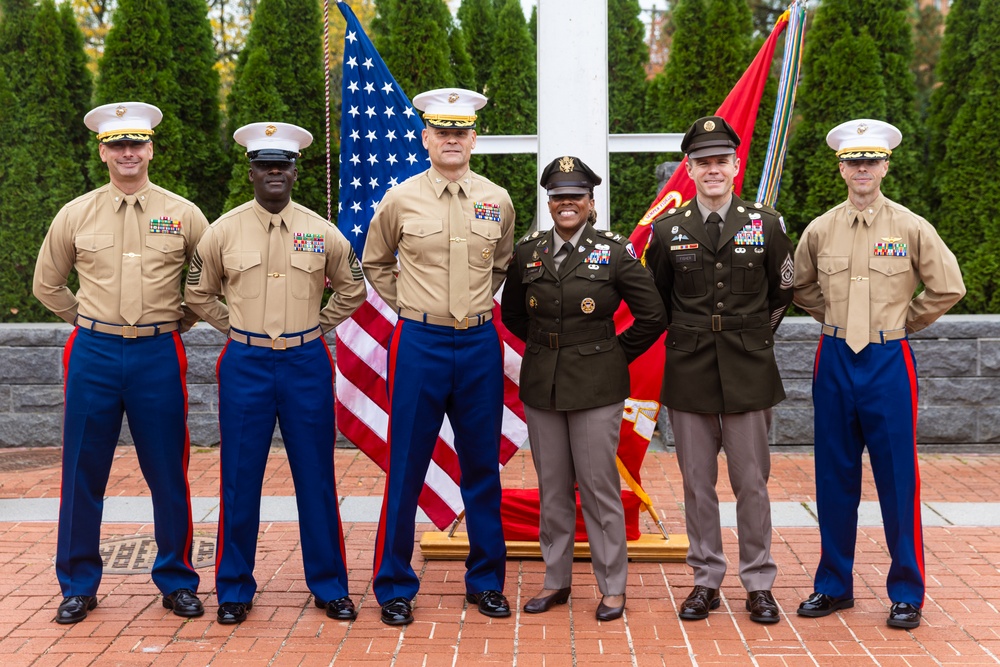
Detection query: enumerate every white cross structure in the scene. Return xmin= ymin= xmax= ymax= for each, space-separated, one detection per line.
xmin=474 ymin=0 xmax=682 ymax=230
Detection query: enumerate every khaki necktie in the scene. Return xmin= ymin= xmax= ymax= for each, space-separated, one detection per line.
xmin=263 ymin=215 xmax=287 ymax=339
xmin=119 ymin=194 xmax=142 ymax=324
xmin=447 ymin=182 xmax=470 ymax=320
xmin=554 ymin=240 xmax=574 ymax=272
xmin=845 ymin=215 xmax=871 ymax=353
xmin=705 ymin=211 xmax=723 ymax=251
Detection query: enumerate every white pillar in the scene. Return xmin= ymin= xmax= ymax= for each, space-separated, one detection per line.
xmin=536 ymin=0 xmax=609 ymax=230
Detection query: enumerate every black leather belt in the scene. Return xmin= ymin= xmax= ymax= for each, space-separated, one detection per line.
xmin=670 ymin=312 xmax=768 ymax=331
xmin=528 ymin=322 xmax=615 ymax=349
xmin=76 ymin=315 xmax=179 ymax=338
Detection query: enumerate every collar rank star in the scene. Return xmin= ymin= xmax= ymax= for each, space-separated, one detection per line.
xmin=874 ymin=237 xmax=907 ymax=257
xmin=293 ymin=232 xmax=324 ymax=253
xmin=149 ymin=216 xmax=181 ymax=234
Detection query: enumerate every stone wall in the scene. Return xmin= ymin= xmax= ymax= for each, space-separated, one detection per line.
xmin=2 ymin=316 xmax=999 ymax=449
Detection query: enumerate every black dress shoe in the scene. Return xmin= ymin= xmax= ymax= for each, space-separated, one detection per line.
xmin=466 ymin=590 xmax=511 ymax=618
xmin=746 ymin=590 xmax=780 ymax=624
xmin=217 ymin=601 xmax=252 ymax=624
xmin=162 ymin=588 xmax=205 ymax=618
xmin=380 ymin=597 xmax=413 ymax=626
xmin=796 ymin=592 xmax=854 ymax=617
xmin=523 ymin=588 xmax=571 ymax=614
xmin=595 ymin=594 xmax=626 ymax=621
xmin=887 ymin=602 xmax=921 ymax=629
xmin=679 ymin=585 xmax=719 ymax=620
xmin=55 ymin=595 xmax=97 ymax=624
xmin=315 ymin=595 xmax=357 ymax=621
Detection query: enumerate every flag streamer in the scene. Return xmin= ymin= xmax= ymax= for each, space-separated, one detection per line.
xmin=757 ymin=1 xmax=808 ymax=207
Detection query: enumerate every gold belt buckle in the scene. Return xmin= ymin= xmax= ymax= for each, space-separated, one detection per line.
xmin=122 ymin=325 xmax=138 ymax=339
xmin=711 ymin=315 xmax=722 ymax=332
xmin=272 ymin=337 xmax=288 ymax=350
xmin=454 ymin=317 xmax=470 ymax=330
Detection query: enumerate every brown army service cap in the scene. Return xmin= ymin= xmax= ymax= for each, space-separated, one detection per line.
xmin=539 ymin=155 xmax=603 ymax=195
xmin=681 ymin=116 xmax=741 ymax=159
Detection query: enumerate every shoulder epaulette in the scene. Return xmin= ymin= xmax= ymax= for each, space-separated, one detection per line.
xmin=599 ymin=230 xmax=628 ymax=245
xmin=518 ymin=230 xmax=542 ymax=246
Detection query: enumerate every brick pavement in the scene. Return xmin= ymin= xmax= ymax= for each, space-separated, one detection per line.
xmin=1 ymin=448 xmax=999 ymax=665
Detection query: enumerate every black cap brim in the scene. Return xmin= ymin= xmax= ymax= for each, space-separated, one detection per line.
xmin=248 ymin=149 xmax=298 ymax=163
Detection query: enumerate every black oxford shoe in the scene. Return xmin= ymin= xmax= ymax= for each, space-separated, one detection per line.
xmin=55 ymin=595 xmax=97 ymax=624
xmin=796 ymin=592 xmax=854 ymax=617
xmin=162 ymin=588 xmax=204 ymax=618
xmin=217 ymin=601 xmax=252 ymax=624
xmin=679 ymin=585 xmax=720 ymax=620
xmin=523 ymin=588 xmax=571 ymax=614
xmin=595 ymin=594 xmax=626 ymax=621
xmin=887 ymin=602 xmax=921 ymax=629
xmin=746 ymin=590 xmax=780 ymax=624
xmin=315 ymin=595 xmax=357 ymax=621
xmin=380 ymin=597 xmax=413 ymax=626
xmin=466 ymin=590 xmax=511 ymax=618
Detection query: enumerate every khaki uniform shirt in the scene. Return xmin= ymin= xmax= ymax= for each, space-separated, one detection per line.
xmin=33 ymin=181 xmax=209 ymax=329
xmin=794 ymin=194 xmax=966 ymax=334
xmin=362 ymin=167 xmax=515 ymax=316
xmin=185 ymin=199 xmax=367 ymax=335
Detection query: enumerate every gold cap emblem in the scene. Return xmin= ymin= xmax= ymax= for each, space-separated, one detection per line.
xmin=581 ymin=297 xmax=596 ymax=314
xmin=115 ymin=105 xmax=127 ymax=118
xmin=857 ymin=123 xmax=868 ymax=135
xmin=559 ymin=156 xmax=575 ymax=173
xmin=448 ymin=93 xmax=460 ymax=103
xmin=265 ymin=124 xmax=277 ymax=136
xmin=704 ymin=120 xmax=716 ymax=132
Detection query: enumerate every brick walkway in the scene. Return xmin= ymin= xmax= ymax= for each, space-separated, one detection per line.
xmin=1 ymin=447 xmax=999 ymax=665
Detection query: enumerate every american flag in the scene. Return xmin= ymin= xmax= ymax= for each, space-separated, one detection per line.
xmin=333 ymin=2 xmax=527 ymax=530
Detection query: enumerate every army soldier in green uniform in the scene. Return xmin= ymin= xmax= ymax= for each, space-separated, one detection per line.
xmin=502 ymin=156 xmax=665 ymax=621
xmin=645 ymin=116 xmax=794 ymax=625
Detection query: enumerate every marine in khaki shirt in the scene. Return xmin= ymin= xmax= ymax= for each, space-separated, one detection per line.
xmin=34 ymin=180 xmax=208 ymax=330
xmin=33 ymin=102 xmax=205 ymax=626
xmin=184 ymin=122 xmax=363 ymax=627
xmin=794 ymin=194 xmax=965 ymax=336
xmin=362 ymin=164 xmax=515 ymax=319
xmin=793 ymin=119 xmax=965 ymax=631
xmin=364 ymin=88 xmax=514 ymax=627
xmin=185 ymin=197 xmax=365 ymax=336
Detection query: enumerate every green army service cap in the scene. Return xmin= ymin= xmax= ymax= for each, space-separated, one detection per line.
xmin=681 ymin=116 xmax=740 ymax=159
xmin=539 ymin=155 xmax=602 ymax=195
